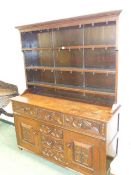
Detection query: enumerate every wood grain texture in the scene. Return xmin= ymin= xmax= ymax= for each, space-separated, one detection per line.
xmin=12 ymin=92 xmax=115 ymax=122
xmin=16 ymin=10 xmax=121 ymax=32
xmin=13 ymin=10 xmax=121 ymax=175
xmin=12 ymin=92 xmax=120 ymax=175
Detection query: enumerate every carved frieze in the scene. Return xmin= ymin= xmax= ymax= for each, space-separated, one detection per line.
xmin=13 ymin=102 xmax=37 ymax=116
xmin=41 ymin=135 xmax=64 ymax=151
xmin=64 ymin=115 xmax=105 ymax=136
xmin=38 ymin=109 xmax=63 ymax=125
xmin=42 ymin=147 xmax=65 ymax=163
xmin=40 ymin=124 xmax=63 ymax=139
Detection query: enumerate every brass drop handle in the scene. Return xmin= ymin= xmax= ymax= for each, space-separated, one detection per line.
xmin=67 ymin=142 xmax=73 ymax=149
xmin=48 ymin=129 xmax=53 ymax=134
xmin=47 ymin=140 xmax=53 ymax=146
xmin=46 ymin=115 xmax=52 ymax=120
xmin=73 ymin=120 xmax=83 ymax=128
xmin=33 ymin=130 xmax=37 ymax=135
xmin=54 ymin=156 xmax=58 ymax=160
xmin=65 ymin=117 xmax=70 ymax=122
xmin=24 ymin=107 xmax=29 ymax=111
xmin=39 ymin=128 xmax=43 ymax=132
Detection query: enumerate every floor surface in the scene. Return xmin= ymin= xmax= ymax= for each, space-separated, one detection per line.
xmin=0 ymin=120 xmax=80 ymax=175
xmin=0 ymin=120 xmax=111 ymax=175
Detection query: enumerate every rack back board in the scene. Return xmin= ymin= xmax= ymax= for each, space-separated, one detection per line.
xmin=16 ymin=10 xmax=121 ymax=106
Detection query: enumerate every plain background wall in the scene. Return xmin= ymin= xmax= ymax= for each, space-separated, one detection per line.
xmin=0 ymin=0 xmax=131 ymax=157
xmin=0 ymin=0 xmax=130 ymax=96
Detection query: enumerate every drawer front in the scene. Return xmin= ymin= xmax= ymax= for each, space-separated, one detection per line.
xmin=38 ymin=108 xmax=63 ymax=126
xmin=40 ymin=123 xmax=63 ymax=139
xmin=40 ymin=123 xmax=64 ymax=152
xmin=12 ymin=102 xmax=37 ymax=117
xmin=40 ymin=123 xmax=65 ymax=165
xmin=41 ymin=135 xmax=64 ymax=152
xmin=64 ymin=114 xmax=105 ymax=137
xmin=42 ymin=146 xmax=65 ymax=164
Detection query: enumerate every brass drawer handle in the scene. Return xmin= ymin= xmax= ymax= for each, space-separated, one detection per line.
xmin=66 ymin=142 xmax=73 ymax=149
xmin=73 ymin=121 xmax=83 ymax=128
xmin=47 ymin=140 xmax=54 ymax=146
xmin=33 ymin=129 xmax=38 ymax=135
xmin=45 ymin=115 xmax=52 ymax=120
xmin=33 ymin=130 xmax=37 ymax=135
xmin=54 ymin=156 xmax=58 ymax=160
xmin=24 ymin=107 xmax=28 ymax=111
xmin=39 ymin=128 xmax=43 ymax=132
xmin=48 ymin=129 xmax=53 ymax=134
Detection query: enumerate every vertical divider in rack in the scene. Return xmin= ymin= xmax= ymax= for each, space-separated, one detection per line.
xmin=38 ymin=29 xmax=42 ymax=67
xmin=24 ymin=50 xmax=28 ymax=89
xmin=115 ymin=18 xmax=119 ymax=103
xmin=52 ymin=28 xmax=56 ymax=88
xmin=82 ymin=24 xmax=86 ymax=96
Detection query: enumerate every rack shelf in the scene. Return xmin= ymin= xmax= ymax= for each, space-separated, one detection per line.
xmin=27 ymin=81 xmax=115 ymax=97
xmin=22 ymin=44 xmax=116 ymax=51
xmin=26 ymin=66 xmax=116 ymax=74
xmin=19 ymin=11 xmax=119 ymax=105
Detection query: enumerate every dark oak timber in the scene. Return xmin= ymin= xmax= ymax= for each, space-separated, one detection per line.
xmin=12 ymin=10 xmax=121 ymax=175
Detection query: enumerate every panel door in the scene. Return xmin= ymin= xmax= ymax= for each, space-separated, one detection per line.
xmin=14 ymin=115 xmax=40 ymax=154
xmin=64 ymin=130 xmax=106 ymax=175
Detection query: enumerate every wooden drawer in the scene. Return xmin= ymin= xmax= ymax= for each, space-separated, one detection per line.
xmin=12 ymin=102 xmax=37 ymax=117
xmin=40 ymin=123 xmax=65 ymax=165
xmin=64 ymin=114 xmax=105 ymax=138
xmin=38 ymin=108 xmax=63 ymax=126
xmin=40 ymin=123 xmax=64 ymax=152
xmin=42 ymin=146 xmax=65 ymax=164
xmin=41 ymin=135 xmax=64 ymax=152
xmin=40 ymin=123 xmax=63 ymax=139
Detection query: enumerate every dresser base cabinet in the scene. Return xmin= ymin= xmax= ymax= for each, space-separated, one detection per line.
xmin=12 ymin=93 xmax=120 ymax=175
xmin=14 ymin=114 xmax=41 ymax=154
xmin=64 ymin=130 xmax=106 ymax=175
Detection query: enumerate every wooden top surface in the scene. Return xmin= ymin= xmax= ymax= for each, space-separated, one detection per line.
xmin=12 ymin=92 xmax=120 ymax=122
xmin=16 ymin=10 xmax=121 ymax=32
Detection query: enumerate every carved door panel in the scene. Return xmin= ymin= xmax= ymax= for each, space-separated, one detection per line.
xmin=64 ymin=130 xmax=106 ymax=175
xmin=14 ymin=115 xmax=40 ymax=154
